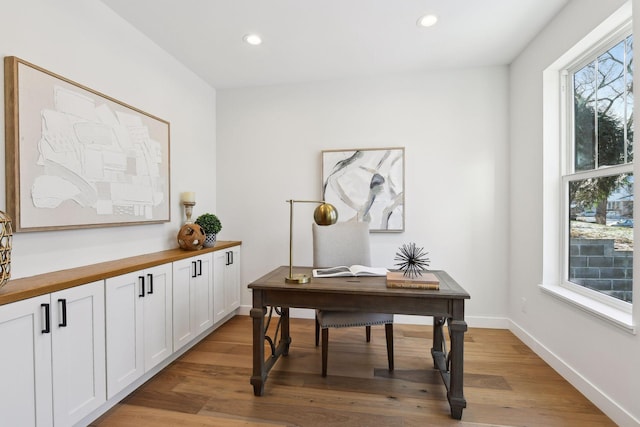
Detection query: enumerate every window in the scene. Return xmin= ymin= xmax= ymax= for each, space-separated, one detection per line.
xmin=542 ymin=2 xmax=634 ymax=331
xmin=562 ymin=26 xmax=633 ymax=307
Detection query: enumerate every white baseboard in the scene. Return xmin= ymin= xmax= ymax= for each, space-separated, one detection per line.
xmin=509 ymin=319 xmax=639 ymax=427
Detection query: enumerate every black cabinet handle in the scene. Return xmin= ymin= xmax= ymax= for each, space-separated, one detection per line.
xmin=41 ymin=303 xmax=50 ymax=334
xmin=58 ymin=299 xmax=67 ymax=327
xmin=191 ymin=261 xmax=197 ymax=278
xmin=226 ymin=251 xmax=230 ymax=266
xmin=230 ymin=251 xmax=234 ymax=265
xmin=198 ymin=259 xmax=202 ymax=276
xmin=139 ymin=276 xmax=145 ymax=298
xmin=147 ymin=273 xmax=154 ymax=295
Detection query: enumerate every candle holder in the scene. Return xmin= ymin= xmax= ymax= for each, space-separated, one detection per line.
xmin=183 ymin=201 xmax=196 ymax=224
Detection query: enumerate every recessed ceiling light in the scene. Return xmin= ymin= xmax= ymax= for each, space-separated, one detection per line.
xmin=417 ymin=14 xmax=438 ymax=28
xmin=243 ymin=34 xmax=262 ymax=46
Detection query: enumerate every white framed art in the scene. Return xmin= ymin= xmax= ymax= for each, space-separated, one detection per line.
xmin=4 ymin=56 xmax=171 ymax=232
xmin=322 ymin=147 xmax=404 ymax=232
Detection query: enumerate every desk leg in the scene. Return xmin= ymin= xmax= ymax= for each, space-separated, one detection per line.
xmin=281 ymin=307 xmax=291 ymax=356
xmin=448 ymin=301 xmax=468 ymax=420
xmin=250 ymin=291 xmax=266 ymax=396
xmin=431 ymin=316 xmax=445 ymax=368
xmin=431 ymin=313 xmax=467 ymax=420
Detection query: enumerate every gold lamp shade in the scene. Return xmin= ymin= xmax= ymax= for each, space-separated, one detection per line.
xmin=286 ymin=200 xmax=338 ymax=284
xmin=314 ymin=203 xmax=338 ymax=226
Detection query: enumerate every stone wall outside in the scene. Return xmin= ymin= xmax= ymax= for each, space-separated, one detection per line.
xmin=569 ymin=238 xmax=633 ymax=303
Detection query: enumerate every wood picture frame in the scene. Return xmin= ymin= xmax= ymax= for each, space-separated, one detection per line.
xmin=4 ymin=56 xmax=171 ymax=232
xmin=322 ymin=147 xmax=404 ymax=232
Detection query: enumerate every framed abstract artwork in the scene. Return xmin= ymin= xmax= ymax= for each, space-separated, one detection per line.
xmin=322 ymin=147 xmax=404 ymax=232
xmin=4 ymin=56 xmax=171 ymax=232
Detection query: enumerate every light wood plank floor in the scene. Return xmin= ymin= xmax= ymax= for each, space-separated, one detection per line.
xmin=91 ymin=316 xmax=614 ymax=427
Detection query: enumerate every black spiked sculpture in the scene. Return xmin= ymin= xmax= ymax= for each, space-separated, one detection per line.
xmin=394 ymin=243 xmax=430 ymax=278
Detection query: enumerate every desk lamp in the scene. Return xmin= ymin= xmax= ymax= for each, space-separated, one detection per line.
xmin=286 ymin=200 xmax=337 ymax=283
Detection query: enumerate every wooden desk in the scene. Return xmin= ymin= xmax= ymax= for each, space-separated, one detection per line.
xmin=248 ymin=266 xmax=470 ymax=419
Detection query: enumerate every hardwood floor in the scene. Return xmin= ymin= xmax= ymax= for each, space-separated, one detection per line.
xmin=91 ymin=316 xmax=614 ymax=427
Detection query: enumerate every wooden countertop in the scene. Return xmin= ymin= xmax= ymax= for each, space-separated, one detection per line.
xmin=0 ymin=240 xmax=241 ymax=306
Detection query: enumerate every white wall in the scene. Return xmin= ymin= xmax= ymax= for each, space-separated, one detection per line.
xmin=217 ymin=68 xmax=510 ymax=327
xmin=510 ymin=0 xmax=640 ymax=425
xmin=0 ymin=0 xmax=217 ymax=278
xmin=3 ymin=1 xmax=636 ymax=424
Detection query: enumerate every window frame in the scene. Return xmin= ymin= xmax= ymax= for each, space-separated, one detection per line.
xmin=541 ymin=4 xmax=636 ymax=333
xmin=560 ymin=23 xmax=633 ymax=314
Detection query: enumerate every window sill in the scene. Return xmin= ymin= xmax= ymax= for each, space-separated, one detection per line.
xmin=539 ymin=283 xmax=635 ymax=334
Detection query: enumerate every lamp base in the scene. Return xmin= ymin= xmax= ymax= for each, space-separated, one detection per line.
xmin=285 ymin=274 xmax=311 ymax=284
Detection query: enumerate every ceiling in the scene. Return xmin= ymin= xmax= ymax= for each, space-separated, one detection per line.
xmin=100 ymin=0 xmax=569 ymax=89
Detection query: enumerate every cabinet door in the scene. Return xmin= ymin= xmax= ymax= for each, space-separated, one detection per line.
xmin=0 ymin=295 xmax=53 ymax=427
xmin=142 ymin=263 xmax=173 ymax=371
xmin=105 ymin=271 xmax=144 ymax=399
xmin=193 ymin=253 xmax=213 ymax=334
xmin=174 ymin=254 xmax=213 ymax=351
xmin=213 ymin=250 xmax=227 ymax=323
xmin=213 ymin=247 xmax=241 ymax=324
xmin=172 ymin=257 xmax=195 ymax=351
xmin=225 ymin=247 xmax=241 ymax=312
xmin=51 ymin=281 xmax=106 ymax=427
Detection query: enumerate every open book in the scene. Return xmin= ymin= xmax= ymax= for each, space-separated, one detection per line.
xmin=312 ymin=265 xmax=389 ymax=278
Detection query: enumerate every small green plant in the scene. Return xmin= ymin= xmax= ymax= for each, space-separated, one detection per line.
xmin=195 ymin=213 xmax=222 ymax=235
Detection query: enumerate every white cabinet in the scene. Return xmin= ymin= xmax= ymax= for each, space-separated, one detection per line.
xmin=51 ymin=283 xmax=106 ymax=426
xmin=0 ymin=294 xmax=53 ymax=427
xmin=0 ymin=243 xmax=242 ymax=427
xmin=213 ymin=246 xmax=241 ymax=323
xmin=105 ymin=263 xmax=172 ymax=399
xmin=0 ymin=281 xmax=105 ymax=427
xmin=172 ymin=253 xmax=213 ymax=351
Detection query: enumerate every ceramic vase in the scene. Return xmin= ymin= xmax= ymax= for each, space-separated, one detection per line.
xmin=204 ymin=233 xmax=217 ymax=248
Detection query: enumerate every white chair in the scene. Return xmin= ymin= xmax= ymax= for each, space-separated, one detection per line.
xmin=312 ymin=221 xmax=394 ymax=377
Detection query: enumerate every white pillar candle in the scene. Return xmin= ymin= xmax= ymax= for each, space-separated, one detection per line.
xmin=181 ymin=192 xmax=196 ymax=203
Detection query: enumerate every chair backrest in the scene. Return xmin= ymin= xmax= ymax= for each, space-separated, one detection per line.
xmin=312 ymin=221 xmax=371 ymax=267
